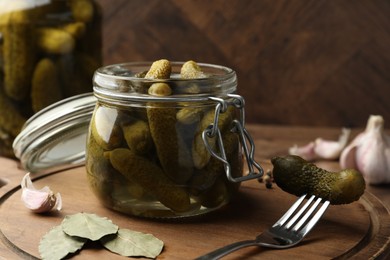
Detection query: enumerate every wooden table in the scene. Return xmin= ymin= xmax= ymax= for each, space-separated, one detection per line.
xmin=0 ymin=124 xmax=389 ymax=259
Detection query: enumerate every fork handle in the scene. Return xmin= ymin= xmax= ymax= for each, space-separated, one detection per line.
xmin=195 ymin=239 xmax=257 ymax=260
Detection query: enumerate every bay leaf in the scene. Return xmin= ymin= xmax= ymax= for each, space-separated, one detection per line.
xmin=101 ymin=228 xmax=164 ymax=258
xmin=62 ymin=212 xmax=118 ymax=241
xmin=39 ymin=225 xmax=87 ymax=260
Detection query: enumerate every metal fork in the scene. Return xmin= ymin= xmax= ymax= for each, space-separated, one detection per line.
xmin=196 ymin=194 xmax=330 ymax=260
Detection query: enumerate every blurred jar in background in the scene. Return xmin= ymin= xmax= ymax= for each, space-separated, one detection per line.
xmin=0 ymin=0 xmax=102 ymax=158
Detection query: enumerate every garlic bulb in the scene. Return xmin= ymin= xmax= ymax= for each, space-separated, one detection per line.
xmin=340 ymin=115 xmax=390 ymax=184
xmin=289 ymin=128 xmax=351 ymax=161
xmin=21 ymin=173 xmax=62 ymax=213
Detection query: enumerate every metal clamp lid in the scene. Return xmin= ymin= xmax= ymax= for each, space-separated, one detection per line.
xmin=13 ymin=93 xmax=97 ymax=173
xmin=202 ymin=94 xmax=264 ymax=183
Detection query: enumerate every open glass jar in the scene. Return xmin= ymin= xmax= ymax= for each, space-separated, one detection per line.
xmin=0 ymin=0 xmax=102 ymax=158
xmin=87 ymin=62 xmax=263 ymax=218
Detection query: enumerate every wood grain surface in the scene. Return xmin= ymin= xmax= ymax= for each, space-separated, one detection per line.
xmin=0 ymin=162 xmax=386 ymax=259
xmin=0 ymin=125 xmax=390 ymax=259
xmin=95 ymin=0 xmax=390 ymax=127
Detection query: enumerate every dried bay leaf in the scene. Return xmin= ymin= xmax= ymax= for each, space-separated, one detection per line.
xmin=101 ymin=228 xmax=164 ymax=258
xmin=39 ymin=225 xmax=87 ymax=260
xmin=62 ymin=212 xmax=118 ymax=241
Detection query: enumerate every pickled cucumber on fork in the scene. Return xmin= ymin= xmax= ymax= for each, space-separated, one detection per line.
xmin=107 ymin=148 xmax=191 ymax=213
xmin=0 ymin=9 xmax=35 ymax=101
xmin=271 ymin=155 xmax=366 ymax=205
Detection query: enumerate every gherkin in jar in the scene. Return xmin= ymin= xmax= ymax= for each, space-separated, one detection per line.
xmin=0 ymin=0 xmax=102 ymax=158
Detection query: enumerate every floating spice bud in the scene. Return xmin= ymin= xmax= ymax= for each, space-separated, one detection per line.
xmin=340 ymin=115 xmax=390 ymax=185
xmin=289 ymin=128 xmax=351 ymax=161
xmin=21 ymin=173 xmax=62 ymax=213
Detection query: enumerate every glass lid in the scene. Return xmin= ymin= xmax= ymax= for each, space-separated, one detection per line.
xmin=13 ymin=93 xmax=96 ymax=173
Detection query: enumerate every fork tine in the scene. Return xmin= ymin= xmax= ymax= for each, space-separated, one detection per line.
xmin=273 ymin=194 xmax=307 ymax=227
xmin=284 ymin=195 xmax=316 ymax=229
xmin=292 ymin=197 xmax=323 ymax=231
xmin=298 ymin=200 xmax=330 ymax=237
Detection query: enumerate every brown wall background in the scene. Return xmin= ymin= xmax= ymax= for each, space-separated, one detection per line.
xmin=96 ymin=0 xmax=390 ymax=127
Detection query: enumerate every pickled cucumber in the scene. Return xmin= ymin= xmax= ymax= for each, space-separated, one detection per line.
xmin=91 ymin=106 xmax=123 ymax=150
xmin=176 ymin=61 xmax=206 ymax=123
xmin=107 ymin=148 xmax=191 ymax=213
xmin=190 ymin=131 xmax=239 ymax=194
xmin=122 ymin=120 xmax=152 ymax=155
xmin=61 ymin=22 xmax=86 ymax=39
xmin=192 ymin=106 xmax=235 ymax=169
xmin=1 ymin=9 xmax=35 ymax=101
xmin=0 ymin=89 xmax=26 ymax=137
xmin=181 ymin=60 xmax=206 ymax=79
xmin=145 ymin=60 xmax=184 ymax=182
xmin=31 ymin=58 xmax=63 ymax=112
xmin=86 ymin=135 xmax=115 ymax=206
xmin=69 ymin=0 xmax=94 ymax=23
xmin=36 ymin=28 xmax=75 ymax=54
xmin=271 ymin=155 xmax=365 ymax=205
xmin=147 ymin=103 xmax=180 ymax=179
xmin=145 ymin=59 xmax=171 ymax=79
xmin=0 ymin=126 xmax=15 ymax=158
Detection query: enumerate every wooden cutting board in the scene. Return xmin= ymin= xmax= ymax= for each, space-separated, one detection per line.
xmin=0 ymin=157 xmax=389 ymax=259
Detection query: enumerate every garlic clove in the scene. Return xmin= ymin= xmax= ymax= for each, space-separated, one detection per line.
xmin=289 ymin=128 xmax=350 ymax=161
xmin=339 ymin=142 xmax=358 ymax=169
xmin=314 ymin=128 xmax=351 ymax=160
xmin=21 ymin=173 xmax=62 ymax=213
xmin=339 ymin=115 xmax=390 ymax=185
xmin=288 ymin=141 xmax=317 ymax=161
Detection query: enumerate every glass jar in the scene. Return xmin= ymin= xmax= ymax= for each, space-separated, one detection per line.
xmin=87 ymin=62 xmax=262 ymax=218
xmin=0 ymin=0 xmax=102 ymax=158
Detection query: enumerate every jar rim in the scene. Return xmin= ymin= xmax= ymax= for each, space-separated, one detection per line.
xmin=93 ymin=61 xmax=237 ymax=103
